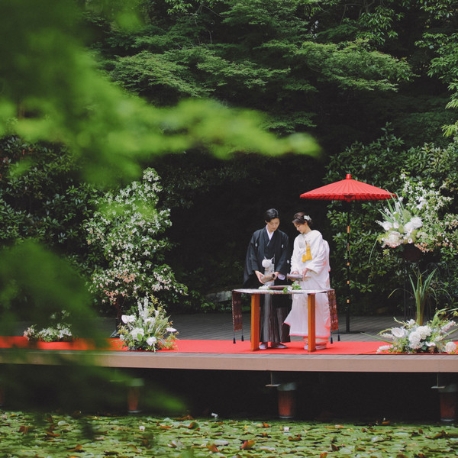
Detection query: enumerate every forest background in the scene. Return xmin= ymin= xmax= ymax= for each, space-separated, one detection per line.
xmin=2 ymin=0 xmax=458 ymax=328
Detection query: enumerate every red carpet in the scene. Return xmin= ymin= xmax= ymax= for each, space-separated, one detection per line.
xmin=1 ymin=337 xmax=456 ymax=355
xmin=0 ymin=336 xmax=115 ymax=351
xmin=169 ymin=339 xmax=384 ymax=354
xmin=0 ymin=337 xmax=391 ymax=355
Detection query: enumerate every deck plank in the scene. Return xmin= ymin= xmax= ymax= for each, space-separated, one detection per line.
xmin=3 ymin=314 xmax=457 ymax=374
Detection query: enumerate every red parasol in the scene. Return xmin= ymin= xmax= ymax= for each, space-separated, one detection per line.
xmin=300 ymin=173 xmax=394 ymax=202
xmin=300 ymin=173 xmax=395 ymax=332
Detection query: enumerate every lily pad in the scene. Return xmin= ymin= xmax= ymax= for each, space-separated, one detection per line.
xmin=0 ymin=411 xmax=458 ymax=456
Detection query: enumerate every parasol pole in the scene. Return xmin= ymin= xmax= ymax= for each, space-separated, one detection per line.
xmin=342 ymin=199 xmax=361 ymax=334
xmin=345 ymin=202 xmax=351 ymax=333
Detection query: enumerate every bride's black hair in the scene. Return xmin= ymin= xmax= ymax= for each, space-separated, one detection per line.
xmin=292 ymin=212 xmax=313 ymax=226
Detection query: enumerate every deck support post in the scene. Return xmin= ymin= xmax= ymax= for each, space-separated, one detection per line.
xmin=127 ymin=378 xmax=144 ymax=414
xmin=266 ymin=372 xmax=298 ymax=419
xmin=277 ymin=382 xmax=298 ymax=419
xmin=432 ymin=374 xmax=457 ymax=422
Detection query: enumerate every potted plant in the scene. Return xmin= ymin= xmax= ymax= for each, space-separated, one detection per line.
xmin=409 ymin=268 xmax=438 ymax=326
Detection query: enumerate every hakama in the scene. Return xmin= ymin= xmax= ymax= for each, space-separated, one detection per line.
xmin=243 ymin=228 xmax=291 ymax=343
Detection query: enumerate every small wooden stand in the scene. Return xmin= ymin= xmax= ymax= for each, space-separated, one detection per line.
xmin=234 ymin=288 xmax=331 ymax=352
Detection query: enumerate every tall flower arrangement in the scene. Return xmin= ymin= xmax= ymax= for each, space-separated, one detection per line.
xmin=376 ymin=197 xmax=423 ymax=248
xmin=85 ymin=168 xmax=187 ymax=314
xmin=376 ymin=174 xmax=458 ymax=324
xmin=118 ymin=297 xmax=177 ymax=351
xmin=376 ymin=173 xmax=458 ymax=256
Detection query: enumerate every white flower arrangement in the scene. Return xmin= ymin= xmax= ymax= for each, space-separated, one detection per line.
xmin=23 ymin=311 xmax=73 ymax=342
xmin=377 ymin=309 xmax=457 ymax=354
xmin=376 ymin=197 xmax=423 ymax=248
xmin=118 ymin=297 xmax=177 ymax=352
xmin=376 ymin=173 xmax=458 ymax=254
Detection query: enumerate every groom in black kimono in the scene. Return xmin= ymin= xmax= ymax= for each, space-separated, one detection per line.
xmin=243 ymin=208 xmax=291 ymax=349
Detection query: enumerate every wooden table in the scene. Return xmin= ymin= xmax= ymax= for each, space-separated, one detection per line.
xmin=233 ymin=288 xmax=332 ymax=352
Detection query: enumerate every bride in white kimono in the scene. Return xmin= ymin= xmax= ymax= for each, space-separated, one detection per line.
xmin=284 ymin=212 xmax=331 ymax=350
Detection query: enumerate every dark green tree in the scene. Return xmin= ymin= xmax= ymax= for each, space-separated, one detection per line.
xmin=93 ymin=0 xmax=419 ymax=150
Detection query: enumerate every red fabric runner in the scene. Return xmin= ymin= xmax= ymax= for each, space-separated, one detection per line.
xmin=172 ymin=340 xmax=382 ymax=355
xmin=1 ymin=337 xmax=456 ymax=355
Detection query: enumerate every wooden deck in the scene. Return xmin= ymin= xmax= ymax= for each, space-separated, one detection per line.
xmin=8 ymin=350 xmax=453 ymax=373
xmin=2 ymin=314 xmax=457 ymax=421
xmin=2 ymin=314 xmax=457 ymax=374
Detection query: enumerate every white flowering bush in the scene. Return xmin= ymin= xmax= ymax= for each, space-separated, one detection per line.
xmin=23 ymin=311 xmax=73 ymax=342
xmin=377 ymin=173 xmax=458 ymax=255
xmin=118 ymin=297 xmax=177 ymax=351
xmin=84 ymin=168 xmax=187 ymax=314
xmin=377 ymin=309 xmax=457 ymax=354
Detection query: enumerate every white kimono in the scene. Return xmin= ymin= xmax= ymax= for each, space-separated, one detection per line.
xmin=284 ymin=230 xmax=331 ymax=342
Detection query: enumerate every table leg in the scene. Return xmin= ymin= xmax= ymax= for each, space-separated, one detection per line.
xmin=307 ymin=293 xmax=316 ymax=352
xmin=251 ymin=294 xmax=261 ymax=351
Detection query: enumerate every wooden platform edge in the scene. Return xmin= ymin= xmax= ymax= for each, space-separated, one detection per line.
xmin=0 ymin=349 xmax=457 ymax=373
